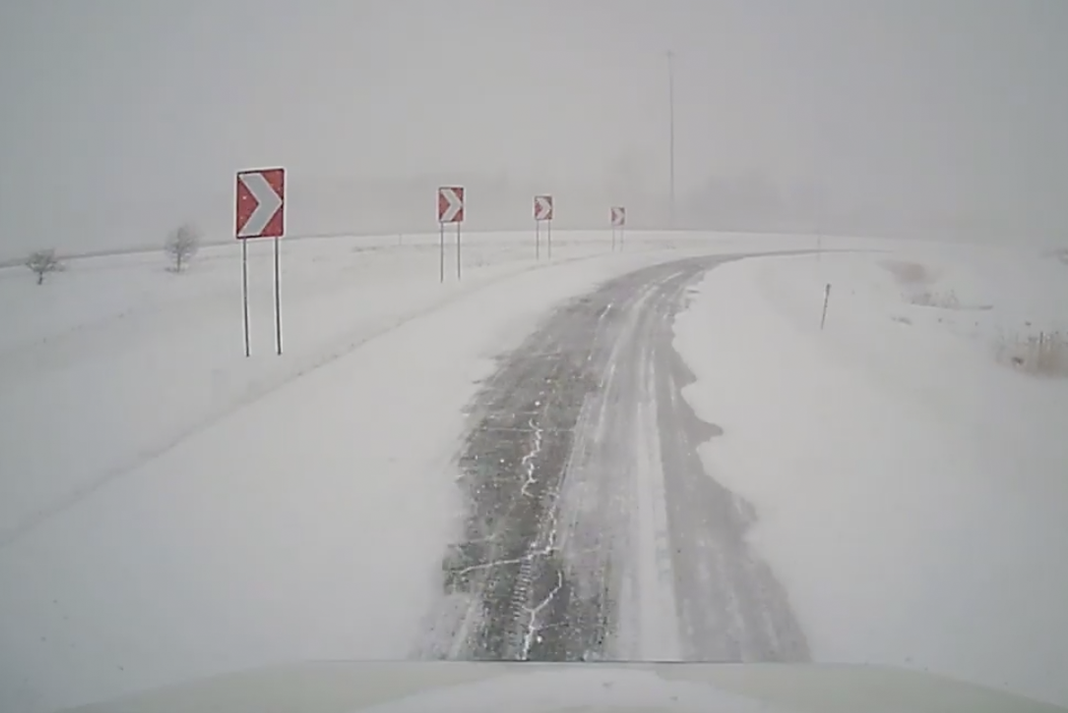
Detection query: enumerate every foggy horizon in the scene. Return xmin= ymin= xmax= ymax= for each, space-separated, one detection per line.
xmin=3 ymin=0 xmax=1067 ymax=258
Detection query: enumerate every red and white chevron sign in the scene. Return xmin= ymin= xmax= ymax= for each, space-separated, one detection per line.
xmin=534 ymin=195 xmax=553 ymax=221
xmin=438 ymin=186 xmax=465 ymax=223
xmin=611 ymin=206 xmax=626 ymax=228
xmin=235 ymin=168 xmax=285 ymax=239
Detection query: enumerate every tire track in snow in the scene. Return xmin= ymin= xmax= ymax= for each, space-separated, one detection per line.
xmin=426 ymin=252 xmax=814 ymax=663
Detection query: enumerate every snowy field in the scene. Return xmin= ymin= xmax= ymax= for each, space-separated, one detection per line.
xmin=674 ymin=245 xmax=1068 ymax=707
xmin=2 ymin=230 xmax=1066 ymax=711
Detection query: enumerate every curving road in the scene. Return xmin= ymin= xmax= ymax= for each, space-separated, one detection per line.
xmin=421 ymin=254 xmax=810 ymax=663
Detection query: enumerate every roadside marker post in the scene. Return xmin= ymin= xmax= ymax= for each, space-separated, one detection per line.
xmin=534 ymin=195 xmax=554 ymax=260
xmin=235 ymin=167 xmax=286 ymax=356
xmin=821 ymin=283 xmax=832 ymax=330
xmin=438 ymin=186 xmax=465 ymax=281
xmin=611 ymin=206 xmax=626 ymax=251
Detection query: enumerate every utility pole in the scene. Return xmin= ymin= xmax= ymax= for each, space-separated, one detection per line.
xmin=667 ymin=50 xmax=676 ymax=229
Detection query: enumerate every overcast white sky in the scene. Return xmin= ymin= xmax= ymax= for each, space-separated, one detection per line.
xmin=2 ymin=0 xmax=1067 ymax=254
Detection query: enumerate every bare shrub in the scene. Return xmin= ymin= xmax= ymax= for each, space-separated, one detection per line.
xmin=25 ymin=249 xmax=64 ymax=285
xmin=881 ymin=260 xmax=935 ymax=285
xmin=165 ymin=223 xmax=201 ymax=273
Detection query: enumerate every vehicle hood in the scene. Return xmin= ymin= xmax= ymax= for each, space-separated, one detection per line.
xmin=57 ymin=661 xmax=1063 ymax=713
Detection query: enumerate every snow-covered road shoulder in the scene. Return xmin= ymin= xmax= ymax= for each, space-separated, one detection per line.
xmin=672 ymin=248 xmax=1068 ymax=708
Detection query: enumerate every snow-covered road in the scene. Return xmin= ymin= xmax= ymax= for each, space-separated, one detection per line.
xmin=422 ymin=254 xmax=809 ymax=664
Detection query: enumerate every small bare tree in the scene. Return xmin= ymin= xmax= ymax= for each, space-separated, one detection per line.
xmin=165 ymin=223 xmax=201 ymax=273
xmin=25 ymin=249 xmax=64 ymax=285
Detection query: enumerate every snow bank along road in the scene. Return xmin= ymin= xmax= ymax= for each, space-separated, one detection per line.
xmin=422 ymin=254 xmax=811 ymax=663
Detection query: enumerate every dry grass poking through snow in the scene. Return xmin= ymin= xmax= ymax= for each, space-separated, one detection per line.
xmin=880 ymin=258 xmax=1065 ymax=377
xmin=995 ymin=331 xmax=1068 ymax=378
xmin=909 ymin=289 xmax=963 ymax=309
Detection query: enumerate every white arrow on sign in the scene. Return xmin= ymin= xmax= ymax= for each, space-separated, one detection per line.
xmin=535 ymin=195 xmax=553 ymax=221
xmin=440 ymin=187 xmax=464 ymax=223
xmin=238 ymin=172 xmax=284 ymax=238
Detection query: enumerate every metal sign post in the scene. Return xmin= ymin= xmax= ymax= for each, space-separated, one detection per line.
xmin=241 ymin=239 xmax=250 ymax=357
